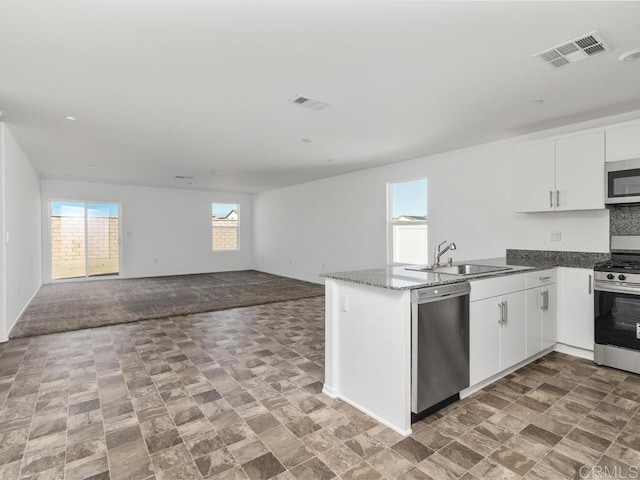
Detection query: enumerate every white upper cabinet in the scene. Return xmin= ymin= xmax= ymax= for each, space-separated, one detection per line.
xmin=513 ymin=131 xmax=605 ymax=213
xmin=513 ymin=141 xmax=555 ymax=212
xmin=555 ymin=132 xmax=605 ymax=211
xmin=606 ymin=123 xmax=640 ymax=162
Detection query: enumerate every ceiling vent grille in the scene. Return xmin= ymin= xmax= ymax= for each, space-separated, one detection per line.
xmin=289 ymin=95 xmax=331 ymax=110
xmin=534 ymin=32 xmax=608 ymax=69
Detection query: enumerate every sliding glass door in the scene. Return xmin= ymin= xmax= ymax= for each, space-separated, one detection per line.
xmin=50 ymin=201 xmax=120 ymax=280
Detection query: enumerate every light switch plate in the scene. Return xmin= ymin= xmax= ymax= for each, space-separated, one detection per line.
xmin=550 ymin=231 xmax=562 ymax=241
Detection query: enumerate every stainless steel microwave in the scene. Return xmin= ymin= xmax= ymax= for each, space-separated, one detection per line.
xmin=606 ymin=158 xmax=640 ymax=205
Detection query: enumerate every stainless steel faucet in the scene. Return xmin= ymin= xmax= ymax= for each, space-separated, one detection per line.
xmin=433 ymin=240 xmax=457 ymax=267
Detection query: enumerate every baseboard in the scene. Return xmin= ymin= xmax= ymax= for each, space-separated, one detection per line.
xmin=461 ymin=347 xmax=554 ymax=398
xmin=322 ymin=384 xmax=411 ymax=436
xmin=554 ymin=342 xmax=594 ymax=361
xmin=0 ymin=336 xmax=8 ymax=343
xmin=322 ymin=384 xmax=338 ymax=398
xmin=6 ymin=284 xmax=41 ymax=340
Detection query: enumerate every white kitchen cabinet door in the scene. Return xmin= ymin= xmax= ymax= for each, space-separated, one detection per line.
xmin=561 ymin=268 xmax=594 ymax=351
xmin=526 ymin=287 xmax=543 ymax=357
xmin=555 ymin=132 xmax=605 ymax=211
xmin=542 ymin=284 xmax=558 ymax=350
xmin=500 ymin=290 xmax=527 ymax=369
xmin=513 ymin=141 xmax=555 ymax=213
xmin=470 ymin=297 xmax=501 ymax=386
xmin=526 ymin=283 xmax=558 ymax=357
xmin=607 ymin=123 xmax=640 ymax=162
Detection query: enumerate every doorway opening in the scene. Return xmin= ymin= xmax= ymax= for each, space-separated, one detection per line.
xmin=50 ymin=201 xmax=120 ymax=280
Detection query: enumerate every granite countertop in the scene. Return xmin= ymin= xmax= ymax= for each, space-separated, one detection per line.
xmin=321 ymin=257 xmax=540 ymax=290
xmin=322 ymin=249 xmax=607 ymax=290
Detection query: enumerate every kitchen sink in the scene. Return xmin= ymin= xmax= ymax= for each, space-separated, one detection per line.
xmin=406 ymin=264 xmax=512 ymax=276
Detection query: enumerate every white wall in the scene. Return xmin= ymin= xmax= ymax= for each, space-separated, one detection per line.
xmin=253 ymin=113 xmax=634 ymax=284
xmin=41 ymin=180 xmax=253 ymax=281
xmin=0 ymin=124 xmax=43 ymax=341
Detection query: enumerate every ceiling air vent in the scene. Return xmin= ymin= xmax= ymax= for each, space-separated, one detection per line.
xmin=289 ymin=95 xmax=331 ymax=110
xmin=534 ymin=31 xmax=608 ymax=69
xmin=174 ymin=175 xmax=194 ymax=179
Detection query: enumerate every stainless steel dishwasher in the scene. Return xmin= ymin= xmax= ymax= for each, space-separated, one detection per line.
xmin=411 ymin=282 xmax=470 ymax=418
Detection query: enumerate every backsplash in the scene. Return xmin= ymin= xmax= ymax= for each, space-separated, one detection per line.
xmin=506 ymin=249 xmax=610 ymax=268
xmin=610 ymin=205 xmax=640 ymax=236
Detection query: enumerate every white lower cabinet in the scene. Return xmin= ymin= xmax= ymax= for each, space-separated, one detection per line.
xmin=469 ymin=275 xmax=527 ymax=386
xmin=525 ymin=268 xmax=558 ymax=356
xmin=469 ymin=297 xmax=502 ymax=385
xmin=470 ymin=270 xmax=558 ymax=387
xmin=500 ymin=291 xmax=527 ymax=370
xmin=557 ymin=267 xmax=594 ymax=351
xmin=526 ymin=284 xmax=558 ymax=356
xmin=542 ymin=286 xmax=558 ymax=350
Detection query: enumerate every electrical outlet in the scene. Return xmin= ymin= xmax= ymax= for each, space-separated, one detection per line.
xmin=339 ymin=295 xmax=349 ymax=312
xmin=549 ymin=231 xmax=562 ymax=241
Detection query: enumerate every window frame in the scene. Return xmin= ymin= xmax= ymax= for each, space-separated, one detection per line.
xmin=387 ymin=178 xmax=428 ymax=266
xmin=211 ymin=202 xmax=241 ymax=252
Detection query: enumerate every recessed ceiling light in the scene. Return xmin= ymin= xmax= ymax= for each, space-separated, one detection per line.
xmin=65 ymin=116 xmax=76 ymax=121
xmin=532 ymin=99 xmax=544 ymax=105
xmin=619 ymin=48 xmax=640 ymax=62
xmin=301 ymin=138 xmax=313 ymax=143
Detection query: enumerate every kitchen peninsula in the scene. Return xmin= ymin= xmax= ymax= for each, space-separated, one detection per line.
xmin=321 ymin=258 xmax=550 ymax=436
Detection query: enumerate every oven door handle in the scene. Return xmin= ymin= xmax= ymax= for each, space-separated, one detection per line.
xmin=595 ymin=283 xmax=640 ymax=295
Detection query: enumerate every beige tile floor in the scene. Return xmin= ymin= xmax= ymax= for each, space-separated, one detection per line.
xmin=0 ymin=296 xmax=639 ymax=479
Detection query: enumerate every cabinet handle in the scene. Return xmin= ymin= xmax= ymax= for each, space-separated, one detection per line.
xmin=539 ymin=276 xmax=551 ymax=281
xmin=503 ymin=300 xmax=508 ymax=323
xmin=549 ymin=190 xmax=554 ymax=208
xmin=545 ymin=290 xmax=549 ymax=310
xmin=556 ymin=190 xmax=560 ymax=207
xmin=588 ymin=274 xmax=592 ymax=295
xmin=497 ymin=302 xmax=503 ymax=324
xmin=540 ymin=291 xmax=545 ymax=311
xmin=542 ymin=290 xmax=549 ymax=311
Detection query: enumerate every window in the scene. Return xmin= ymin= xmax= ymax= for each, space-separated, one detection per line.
xmin=389 ymin=179 xmax=428 ymax=264
xmin=212 ymin=203 xmax=239 ymax=251
xmin=50 ymin=201 xmax=120 ymax=280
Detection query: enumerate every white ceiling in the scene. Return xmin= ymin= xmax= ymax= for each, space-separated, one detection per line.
xmin=1 ymin=1 xmax=640 ymax=193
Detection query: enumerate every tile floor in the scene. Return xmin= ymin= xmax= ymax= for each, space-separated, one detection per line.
xmin=0 ymin=296 xmax=639 ymax=479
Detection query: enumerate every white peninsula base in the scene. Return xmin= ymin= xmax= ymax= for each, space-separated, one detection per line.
xmin=323 ymin=278 xmax=413 ymax=436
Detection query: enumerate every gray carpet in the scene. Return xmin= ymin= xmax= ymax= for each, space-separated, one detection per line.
xmin=10 ymin=270 xmax=325 ymax=338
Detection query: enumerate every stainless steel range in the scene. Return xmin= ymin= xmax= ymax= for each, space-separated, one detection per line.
xmin=594 ymin=236 xmax=640 ymax=374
